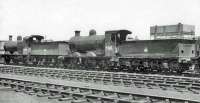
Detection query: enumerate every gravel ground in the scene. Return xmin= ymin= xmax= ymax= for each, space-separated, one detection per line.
xmin=0 ymin=87 xmax=67 ymax=103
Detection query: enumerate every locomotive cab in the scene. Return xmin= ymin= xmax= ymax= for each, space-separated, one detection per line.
xmin=23 ymin=35 xmax=44 ymax=55
xmin=104 ymin=30 xmax=132 ymax=57
xmin=23 ymin=35 xmax=44 ymax=46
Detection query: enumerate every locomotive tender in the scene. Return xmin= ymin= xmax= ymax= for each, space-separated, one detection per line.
xmin=1 ymin=23 xmax=199 ymax=74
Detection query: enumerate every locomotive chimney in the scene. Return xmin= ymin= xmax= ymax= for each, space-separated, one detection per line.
xmin=17 ymin=36 xmax=22 ymax=41
xmin=9 ymin=35 xmax=13 ymax=41
xmin=75 ymin=30 xmax=80 ymax=36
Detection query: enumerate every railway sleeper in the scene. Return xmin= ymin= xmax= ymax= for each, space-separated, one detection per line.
xmin=0 ymin=78 xmax=199 ymax=103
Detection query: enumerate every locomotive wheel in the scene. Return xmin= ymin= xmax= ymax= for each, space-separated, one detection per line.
xmin=4 ymin=56 xmax=11 ymax=64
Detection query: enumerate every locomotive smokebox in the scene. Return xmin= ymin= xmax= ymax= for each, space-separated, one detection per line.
xmin=4 ymin=41 xmax=17 ymax=54
xmin=75 ymin=30 xmax=80 ymax=36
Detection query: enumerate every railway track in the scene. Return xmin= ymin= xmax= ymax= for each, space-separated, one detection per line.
xmin=0 ymin=64 xmax=200 ymax=103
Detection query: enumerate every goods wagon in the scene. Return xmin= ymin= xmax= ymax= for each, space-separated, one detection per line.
xmin=150 ymin=23 xmax=195 ymax=39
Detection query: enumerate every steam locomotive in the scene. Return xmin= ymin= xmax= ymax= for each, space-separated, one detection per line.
xmin=1 ymin=23 xmax=199 ymax=75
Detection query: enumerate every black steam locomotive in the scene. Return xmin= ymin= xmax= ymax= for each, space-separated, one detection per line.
xmin=1 ymin=23 xmax=199 ymax=75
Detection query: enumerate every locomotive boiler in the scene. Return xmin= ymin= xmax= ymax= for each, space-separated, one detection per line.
xmin=69 ymin=30 xmax=105 ymax=57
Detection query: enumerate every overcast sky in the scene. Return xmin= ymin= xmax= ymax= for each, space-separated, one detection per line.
xmin=0 ymin=0 xmax=200 ymax=40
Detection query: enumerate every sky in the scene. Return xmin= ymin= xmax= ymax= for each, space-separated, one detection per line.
xmin=0 ymin=0 xmax=200 ymax=41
